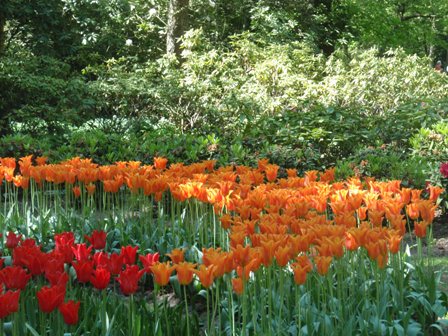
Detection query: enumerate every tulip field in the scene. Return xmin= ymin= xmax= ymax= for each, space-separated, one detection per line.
xmin=0 ymin=155 xmax=447 ymax=335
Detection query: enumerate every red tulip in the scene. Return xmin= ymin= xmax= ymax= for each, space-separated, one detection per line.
xmin=37 ymin=285 xmax=66 ymax=313
xmin=21 ymin=238 xmax=37 ymax=247
xmin=93 ymin=251 xmax=109 ymax=269
xmin=13 ymin=246 xmax=46 ymax=276
xmin=120 ymin=246 xmax=138 ymax=265
xmin=71 ymin=244 xmax=93 ymax=262
xmin=6 ymin=232 xmax=22 ymax=249
xmin=116 ymin=265 xmax=144 ymax=295
xmin=44 ymin=254 xmax=65 ymax=275
xmin=139 ymin=252 xmax=160 ymax=273
xmin=72 ymin=260 xmax=94 ymax=283
xmin=0 ymin=258 xmax=4 ymax=269
xmin=440 ymin=162 xmax=448 ymax=178
xmin=54 ymin=232 xmax=75 ymax=249
xmin=0 ymin=289 xmax=21 ymax=319
xmin=58 ymin=300 xmax=80 ymax=325
xmin=0 ymin=266 xmax=31 ymax=290
xmin=108 ymin=253 xmax=124 ymax=275
xmin=46 ymin=272 xmax=69 ymax=287
xmin=84 ymin=230 xmax=107 ymax=250
xmin=90 ymin=268 xmax=111 ymax=290
xmin=55 ymin=232 xmax=75 ymax=263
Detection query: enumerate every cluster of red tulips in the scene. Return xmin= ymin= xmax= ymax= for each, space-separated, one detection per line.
xmin=0 ymin=230 xmax=158 ymax=324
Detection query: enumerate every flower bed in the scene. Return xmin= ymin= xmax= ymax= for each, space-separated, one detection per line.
xmin=0 ymin=156 xmax=447 ymax=335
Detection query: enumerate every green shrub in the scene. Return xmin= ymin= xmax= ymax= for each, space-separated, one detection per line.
xmin=86 ymin=33 xmax=448 ymax=142
xmin=410 ymin=120 xmax=448 ymax=163
xmin=335 ymin=145 xmax=428 ymax=188
xmin=318 ymin=47 xmax=448 ymax=115
xmin=411 ymin=120 xmax=448 ymax=210
xmin=0 ymin=134 xmax=51 ymax=159
xmin=0 ymin=54 xmax=96 ymax=136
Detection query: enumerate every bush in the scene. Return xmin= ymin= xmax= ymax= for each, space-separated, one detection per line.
xmin=0 ymin=54 xmax=96 ymax=136
xmin=411 ymin=120 xmax=448 ymax=210
xmin=335 ymin=145 xmax=428 ymax=188
xmin=86 ymin=33 xmax=448 ymax=141
xmin=318 ymin=47 xmax=448 ymax=115
xmin=0 ymin=134 xmax=51 ymax=159
xmin=411 ymin=120 xmax=448 ymax=163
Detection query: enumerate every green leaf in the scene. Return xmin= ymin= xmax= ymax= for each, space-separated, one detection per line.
xmin=25 ymin=323 xmax=41 ymax=336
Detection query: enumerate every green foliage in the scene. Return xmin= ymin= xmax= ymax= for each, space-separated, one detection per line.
xmin=0 ymin=134 xmax=50 ymax=158
xmin=0 ymin=54 xmax=96 ymax=136
xmin=89 ymin=33 xmax=448 ymax=139
xmin=410 ymin=120 xmax=448 ymax=210
xmin=319 ymin=48 xmax=448 ymax=115
xmin=340 ymin=0 xmax=448 ymax=56
xmin=335 ymin=145 xmax=429 ymax=188
xmin=411 ymin=120 xmax=448 ymax=163
xmin=87 ymin=32 xmax=325 ymax=134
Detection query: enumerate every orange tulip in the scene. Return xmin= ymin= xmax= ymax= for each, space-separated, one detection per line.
xmin=167 ymin=248 xmax=185 ymax=264
xmin=86 ymin=183 xmax=96 ymax=196
xmin=175 ymin=262 xmax=197 ymax=285
xmin=275 ymin=245 xmax=292 ymax=267
xmin=398 ymin=188 xmax=411 ymax=205
xmin=291 ymin=264 xmax=307 ymax=285
xmin=364 ymin=242 xmax=380 ymax=260
xmin=427 ymin=185 xmax=444 ymax=202
xmin=304 ymin=170 xmax=318 ymax=185
xmin=257 ymin=159 xmax=269 ymax=172
xmin=72 ymin=186 xmax=81 ymax=198
xmin=319 ymin=167 xmax=335 ymax=183
xmin=387 ymin=234 xmax=402 ymax=254
xmin=368 ymin=210 xmax=384 ymax=227
xmin=219 ymin=214 xmax=233 ymax=230
xmin=357 ymin=207 xmax=368 ymax=221
xmin=376 ymin=253 xmax=388 ymax=269
xmin=12 ymin=176 xmax=29 ymax=189
xmin=347 ymin=193 xmax=364 ymax=211
xmin=259 ymin=240 xmax=278 ymax=267
xmin=290 ymin=235 xmax=311 ymax=253
xmin=194 ymin=265 xmax=216 ymax=288
xmin=153 ymin=157 xmax=168 ymax=170
xmin=151 ymin=262 xmax=174 ymax=286
xmin=315 ymin=256 xmax=332 ymax=276
xmin=344 ymin=232 xmax=359 ymax=251
xmin=418 ymin=201 xmax=436 ymax=223
xmin=232 ymin=244 xmax=252 ymax=267
xmin=286 ymin=169 xmax=297 ymax=177
xmin=406 ymin=203 xmax=419 ymax=220
xmin=35 ymin=156 xmax=48 ymax=166
xmin=231 ymin=277 xmax=244 ymax=295
xmin=334 ymin=213 xmax=357 ymax=228
xmin=295 ymin=255 xmax=313 ymax=273
xmin=411 ymin=189 xmax=423 ymax=202
xmin=265 ymin=165 xmax=279 ymax=182
xmin=414 ymin=221 xmax=430 ymax=238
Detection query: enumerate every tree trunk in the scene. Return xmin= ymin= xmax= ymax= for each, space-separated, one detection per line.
xmin=0 ymin=14 xmax=6 ymax=56
xmin=166 ymin=0 xmax=189 ymax=58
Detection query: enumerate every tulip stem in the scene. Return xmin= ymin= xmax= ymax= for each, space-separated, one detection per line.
xmin=206 ymin=289 xmax=210 ymax=334
xmin=211 ymin=280 xmax=220 ymax=334
xmin=40 ymin=312 xmax=45 ymax=336
xmin=153 ymin=285 xmax=160 ymax=336
xmin=278 ymin=268 xmax=284 ymax=327
xmin=101 ymin=290 xmax=107 ymax=334
xmin=242 ymin=285 xmax=247 ymax=336
xmin=183 ymin=285 xmax=190 ymax=336
xmin=129 ymin=295 xmax=134 ymax=336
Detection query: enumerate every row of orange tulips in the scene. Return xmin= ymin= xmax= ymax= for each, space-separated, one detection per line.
xmin=0 ymin=155 xmax=445 ymax=335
